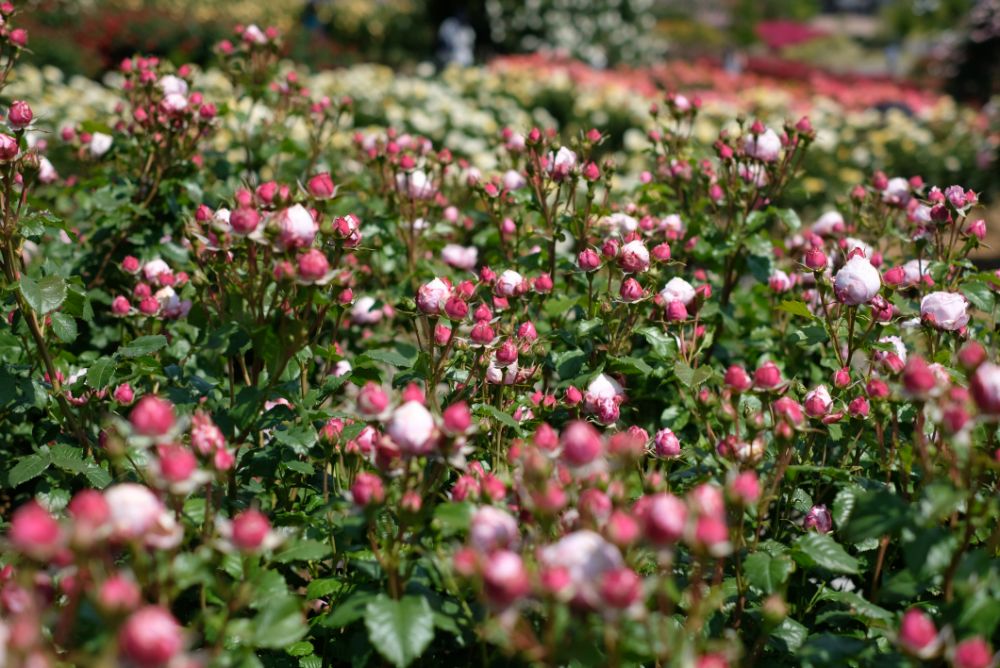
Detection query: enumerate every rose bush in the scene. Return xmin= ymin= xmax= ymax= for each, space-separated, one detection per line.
xmin=0 ymin=10 xmax=999 ymax=668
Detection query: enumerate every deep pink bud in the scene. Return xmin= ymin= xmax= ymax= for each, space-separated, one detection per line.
xmin=130 ymin=396 xmax=176 ymax=437
xmin=443 ymin=402 xmax=471 ymax=433
xmin=119 ymin=606 xmax=184 ymax=666
xmin=8 ymin=100 xmax=33 ymax=130
xmin=833 ymin=367 xmax=851 ymax=388
xmin=560 ymin=420 xmax=603 ymax=466
xmin=578 ymin=248 xmax=601 ymax=271
xmin=351 ymin=472 xmax=385 ymax=506
xmin=804 ymin=247 xmax=826 ymax=271
xmin=231 ymin=509 xmax=271 ymax=551
xmin=753 ymin=361 xmax=783 ymax=390
xmin=724 ymin=365 xmax=752 ymax=392
xmin=307 ymin=172 xmax=336 ymax=199
xmin=899 ymin=608 xmax=937 ymax=655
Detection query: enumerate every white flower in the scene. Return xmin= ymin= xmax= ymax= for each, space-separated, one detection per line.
xmin=811 ymin=210 xmax=844 ymax=236
xmin=276 ymin=204 xmax=318 ymax=249
xmin=158 ymin=75 xmax=188 ymax=97
xmin=744 ymin=128 xmax=781 ymax=161
xmin=89 ymin=132 xmax=112 ymax=157
xmin=659 ymin=277 xmax=696 ymax=306
xmin=441 ymin=244 xmax=478 ymax=270
xmin=495 ymin=269 xmax=524 ymax=298
xmin=105 ymin=484 xmax=163 ymax=540
xmin=387 ymin=401 xmax=436 ymax=454
xmin=502 ymin=169 xmax=526 ymax=191
xmin=539 ymin=530 xmax=624 ymax=608
xmin=833 ymin=255 xmax=881 ymax=305
xmin=351 ymin=296 xmax=383 ymax=324
xmin=470 ymin=506 xmax=519 ymax=553
xmin=920 ymin=292 xmax=969 ymax=331
xmin=142 ymin=258 xmax=171 ymax=282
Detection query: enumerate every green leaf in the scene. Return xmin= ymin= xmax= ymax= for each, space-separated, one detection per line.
xmin=321 ymin=589 xmax=376 ymax=628
xmin=770 ymin=617 xmax=807 ymax=652
xmin=50 ymin=312 xmax=77 ymax=343
xmin=611 ymin=356 xmax=654 ymax=375
xmin=817 ymin=590 xmax=892 ymax=624
xmin=840 ymin=488 xmax=909 ymax=543
xmin=20 ymin=275 xmax=67 ymax=315
xmin=118 ymin=335 xmax=168 ymax=358
xmin=87 ymin=357 xmax=116 ymax=390
xmin=791 ymin=533 xmax=859 ymax=574
xmin=673 ymin=360 xmax=714 ymax=388
xmin=358 ymin=348 xmax=415 ymax=368
xmin=962 ymin=281 xmax=995 ymax=312
xmin=744 ymin=551 xmax=794 ymax=594
xmin=472 ymin=404 xmax=519 ymax=431
xmin=306 ymin=578 xmax=344 ymax=599
xmin=273 ymin=539 xmax=332 ymax=563
xmin=777 ymin=299 xmax=815 ymax=320
xmin=433 ymin=502 xmax=473 ymax=536
xmin=252 ymin=595 xmax=306 ymax=648
xmin=364 ymin=595 xmax=435 ymax=668
xmin=7 ymin=453 xmax=50 ymax=487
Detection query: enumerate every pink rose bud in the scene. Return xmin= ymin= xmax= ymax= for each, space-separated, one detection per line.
xmin=229 ymin=207 xmax=260 ymax=234
xmin=231 ymin=509 xmax=271 ymax=551
xmin=903 ymin=356 xmax=937 ymax=397
xmin=899 ymin=608 xmax=937 ymax=656
xmin=307 ymin=172 xmax=336 ymax=199
xmin=256 ymin=181 xmax=278 ymax=204
xmin=157 ymin=444 xmax=197 ymax=483
xmin=724 ymin=365 xmax=753 ymax=392
xmin=534 ymin=273 xmax=553 ymax=293
xmin=357 ymin=383 xmax=389 ymax=415
xmin=113 ymin=383 xmax=135 ymax=404
xmin=119 ymin=606 xmax=184 ymax=667
xmin=483 ymin=550 xmax=530 ymax=607
xmin=803 ymin=504 xmax=832 ymax=533
xmin=496 ymin=339 xmax=518 ymax=366
xmin=564 ymin=386 xmax=583 ymax=406
xmin=953 ymin=637 xmax=993 ymax=668
xmin=9 ymin=501 xmax=62 ymax=559
xmin=470 ymin=320 xmax=495 ymax=345
xmin=601 ymin=238 xmax=620 ymax=259
xmin=642 ymin=493 xmax=688 ymax=545
xmin=665 ymin=300 xmax=688 ymax=321
xmin=848 ymin=396 xmax=870 ymax=418
xmin=618 ymin=240 xmax=650 ymax=273
xmin=582 ymin=161 xmax=600 ymax=181
xmin=753 ymin=361 xmax=783 ymax=390
xmin=920 ymin=291 xmax=969 ymax=331
xmin=866 ymin=379 xmax=889 ymax=399
xmin=728 ymin=471 xmax=760 ymax=504
xmin=958 ymin=342 xmax=986 ymax=370
xmin=971 ymin=362 xmax=1000 ymax=414
xmin=68 ymin=489 xmax=110 ymax=528
xmin=130 ymin=396 xmax=176 ymax=437
xmin=578 ymin=248 xmax=601 ymax=271
xmin=804 ymin=247 xmax=826 ymax=270
xmin=560 ymin=420 xmax=603 ymax=467
xmin=964 ymin=218 xmax=987 ymax=240
xmin=517 ymin=321 xmax=538 ymax=341
xmin=620 ymin=277 xmax=644 ymax=303
xmin=443 ymin=401 xmax=471 ymax=433
xmin=833 ymin=367 xmax=851 ymax=388
xmin=882 ymin=265 xmax=905 ymax=287
xmin=601 ymin=568 xmax=643 ymax=609
xmin=112 ymin=295 xmax=131 ymax=316
xmin=351 ymin=472 xmax=385 ymax=506
xmin=0 ymin=133 xmax=19 ymax=161
xmin=804 ymin=385 xmax=832 ymax=417
xmin=8 ymin=100 xmax=32 ymax=130
xmin=99 ymin=573 xmax=141 ymax=613
xmin=401 ymin=383 xmax=425 ymax=405
xmin=653 ymin=428 xmax=681 ymax=458
xmin=8 ymin=28 xmax=28 ymax=48
xmin=297 ymin=249 xmax=329 ymax=282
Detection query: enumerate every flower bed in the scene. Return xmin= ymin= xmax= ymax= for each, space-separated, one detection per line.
xmin=1 ymin=13 xmax=999 ymax=668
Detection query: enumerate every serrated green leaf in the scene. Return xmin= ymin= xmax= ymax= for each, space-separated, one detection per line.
xmin=744 ymin=551 xmax=794 ymax=594
xmin=777 ymin=299 xmax=816 ymax=320
xmin=364 ymin=595 xmax=435 ymax=668
xmin=792 ymin=533 xmax=859 ymax=574
xmin=20 ymin=275 xmax=67 ymax=315
xmin=273 ymin=539 xmax=332 ymax=563
xmin=252 ymin=595 xmax=306 ymax=648
xmin=87 ymin=357 xmax=116 ymax=389
xmin=50 ymin=312 xmax=77 ymax=343
xmin=473 ymin=404 xmax=519 ymax=430
xmin=118 ymin=335 xmax=167 ymax=358
xmin=7 ymin=453 xmax=50 ymax=487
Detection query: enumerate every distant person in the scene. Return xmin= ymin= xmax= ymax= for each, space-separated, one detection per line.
xmin=437 ymin=12 xmax=475 ymax=67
